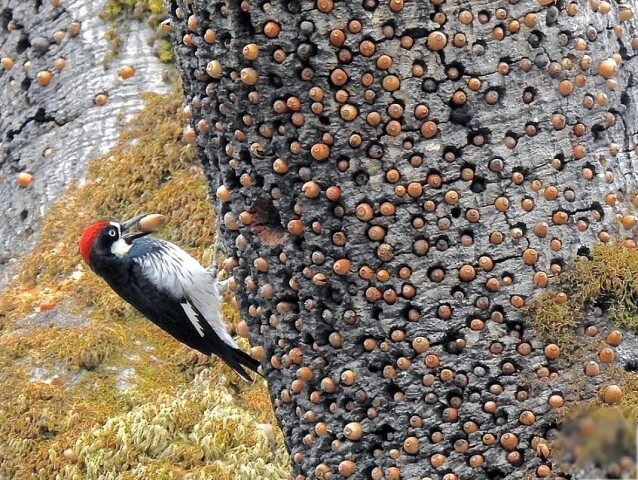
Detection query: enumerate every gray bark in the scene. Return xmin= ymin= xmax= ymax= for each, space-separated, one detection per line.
xmin=0 ymin=0 xmax=169 ymax=288
xmin=170 ymin=1 xmax=638 ymax=478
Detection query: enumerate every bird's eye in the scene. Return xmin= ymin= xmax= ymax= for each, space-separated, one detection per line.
xmin=108 ymin=229 xmax=117 ymax=237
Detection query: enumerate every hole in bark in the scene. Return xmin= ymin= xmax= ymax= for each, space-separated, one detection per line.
xmin=16 ymin=34 xmax=30 ymax=54
xmin=235 ymin=11 xmax=254 ymax=35
xmin=451 ymin=207 xmax=461 ymax=218
xmin=577 ymin=246 xmax=591 ymax=259
xmin=590 ymin=202 xmax=604 ymax=221
xmin=362 ymin=0 xmax=379 ymax=11
xmin=434 ymin=235 xmax=449 ymax=251
xmin=20 ymin=209 xmax=28 ymax=220
xmin=353 ymin=170 xmax=369 ymax=186
xmin=1 ymin=8 xmax=12 ymax=29
xmin=248 ymin=198 xmax=285 ymax=245
xmin=21 ymin=76 xmax=31 ymax=91
xmin=506 ymin=320 xmax=525 ymax=337
xmin=268 ymin=73 xmax=283 ymax=88
xmin=34 ymin=108 xmax=48 ymax=123
xmin=442 ymin=330 xmax=465 ymax=354
xmin=624 ymin=360 xmax=638 ymax=372
xmin=527 ymin=30 xmax=545 ymax=48
xmin=470 ymin=176 xmax=486 ymax=193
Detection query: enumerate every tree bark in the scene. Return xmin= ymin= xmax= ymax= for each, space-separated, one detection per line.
xmin=169 ymin=1 xmax=638 ymax=478
xmin=0 ymin=0 xmax=168 ymax=287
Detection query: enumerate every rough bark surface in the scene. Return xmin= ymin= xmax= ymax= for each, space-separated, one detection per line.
xmin=170 ymin=0 xmax=638 ymax=478
xmin=0 ymin=0 xmax=169 ymax=287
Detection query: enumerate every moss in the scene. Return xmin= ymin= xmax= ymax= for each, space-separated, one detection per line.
xmin=527 ymin=291 xmax=580 ymax=355
xmin=157 ymin=39 xmax=174 ymax=63
xmin=528 ymin=243 xmax=638 ymax=356
xmin=0 ymin=86 xmax=288 ymax=478
xmin=99 ymin=0 xmax=172 ymax=66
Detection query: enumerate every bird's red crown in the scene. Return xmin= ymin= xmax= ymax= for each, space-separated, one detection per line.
xmin=79 ymin=221 xmax=110 ymax=263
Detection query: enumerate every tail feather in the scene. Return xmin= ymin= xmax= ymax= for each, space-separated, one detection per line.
xmin=219 ymin=344 xmax=263 ymax=382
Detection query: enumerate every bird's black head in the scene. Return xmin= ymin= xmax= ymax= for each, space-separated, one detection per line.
xmin=79 ymin=214 xmax=151 ymax=264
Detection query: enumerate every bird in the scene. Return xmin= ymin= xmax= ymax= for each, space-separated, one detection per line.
xmin=78 ymin=213 xmax=262 ymax=382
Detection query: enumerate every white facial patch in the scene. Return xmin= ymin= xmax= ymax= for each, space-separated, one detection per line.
xmin=181 ymin=301 xmax=205 ymax=337
xmin=111 ymin=237 xmax=132 ymax=257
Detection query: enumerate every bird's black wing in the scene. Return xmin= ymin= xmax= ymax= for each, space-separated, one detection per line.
xmin=104 ymin=238 xmax=260 ymax=381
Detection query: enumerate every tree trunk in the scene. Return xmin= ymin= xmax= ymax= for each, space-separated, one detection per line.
xmin=169 ymin=1 xmax=638 ymax=478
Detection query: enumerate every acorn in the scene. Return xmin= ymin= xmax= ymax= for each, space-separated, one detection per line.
xmin=343 ymin=422 xmax=363 ymax=441
xmin=137 ymin=214 xmax=166 ymax=233
xmin=597 ymin=57 xmax=618 ymax=79
xmin=36 ymin=70 xmax=53 ymax=86
xmin=119 ymin=65 xmax=135 ymax=79
xmin=1 ymin=57 xmax=14 ymax=69
xmin=17 ymin=172 xmax=33 ymax=188
xmin=602 ymin=385 xmax=622 ymax=405
xmin=206 ymin=60 xmax=223 ymax=78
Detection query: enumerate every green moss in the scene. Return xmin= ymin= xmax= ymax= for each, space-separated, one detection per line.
xmin=157 ymin=39 xmax=174 ymax=63
xmin=0 ymin=86 xmax=288 ymax=478
xmin=528 ymin=243 xmax=638 ymax=358
xmin=98 ymin=0 xmax=173 ymax=66
xmin=527 ymin=291 xmax=580 ymax=355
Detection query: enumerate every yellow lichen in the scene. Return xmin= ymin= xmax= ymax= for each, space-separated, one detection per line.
xmin=0 ymin=86 xmax=288 ymax=478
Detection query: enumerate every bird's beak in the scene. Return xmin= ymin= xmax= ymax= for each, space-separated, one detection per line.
xmin=120 ymin=214 xmax=152 ymax=244
xmin=121 ymin=214 xmax=148 ymax=231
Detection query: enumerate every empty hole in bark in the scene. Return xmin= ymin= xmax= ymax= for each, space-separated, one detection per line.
xmin=235 ymin=10 xmax=255 ymax=35
xmin=477 ymin=10 xmax=491 ymax=23
xmin=353 ymin=170 xmax=369 ymax=186
xmin=285 ymin=0 xmax=300 ymax=13
xmin=34 ymin=0 xmax=42 ymax=10
xmin=248 ymin=198 xmax=285 ymax=245
xmin=268 ymin=73 xmax=282 ymax=88
xmin=21 ymin=76 xmax=31 ymax=91
xmin=451 ymin=207 xmax=461 ymax=219
xmin=624 ymin=360 xmax=638 ymax=372
xmin=576 ymin=246 xmax=591 ymax=259
xmin=470 ymin=176 xmax=486 ymax=193
xmin=34 ymin=108 xmax=48 ymax=123
xmin=16 ymin=34 xmax=30 ymax=54
xmin=483 ymin=467 xmax=507 ymax=480
xmin=318 ymin=116 xmax=330 ymax=125
xmin=20 ymin=209 xmax=28 ymax=221
xmin=1 ymin=8 xmax=12 ymax=29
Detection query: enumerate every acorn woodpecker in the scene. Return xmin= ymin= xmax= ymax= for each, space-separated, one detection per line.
xmin=78 ymin=214 xmax=261 ymax=382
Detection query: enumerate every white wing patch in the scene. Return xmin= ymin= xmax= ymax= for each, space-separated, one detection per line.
xmin=181 ymin=301 xmax=205 ymax=337
xmin=133 ymin=239 xmax=238 ymax=349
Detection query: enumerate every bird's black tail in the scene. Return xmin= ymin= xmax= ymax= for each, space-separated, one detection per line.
xmin=220 ymin=344 xmax=264 ymax=382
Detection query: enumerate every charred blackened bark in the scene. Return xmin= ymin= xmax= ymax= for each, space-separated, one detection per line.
xmin=169 ymin=1 xmax=638 ymax=478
